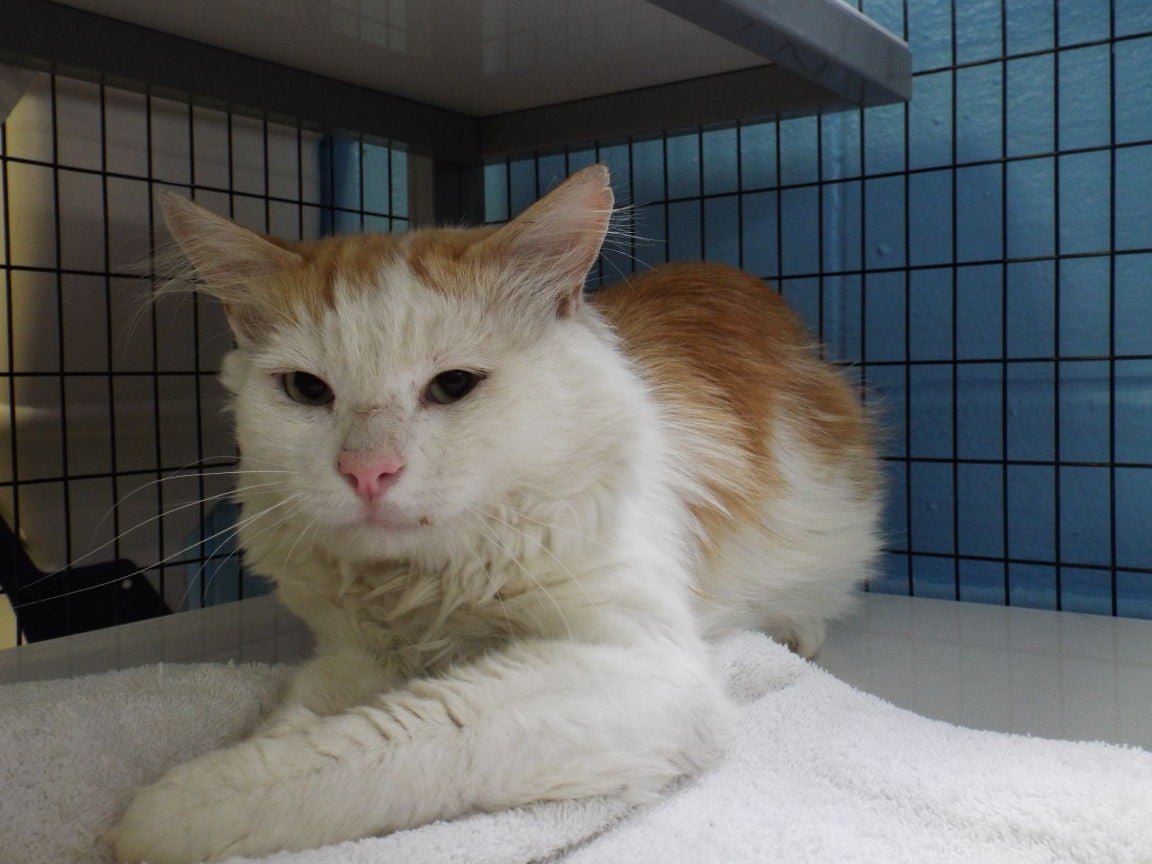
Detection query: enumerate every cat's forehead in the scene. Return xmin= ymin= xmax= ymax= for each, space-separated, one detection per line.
xmin=261 ymin=234 xmax=511 ymax=376
xmin=281 ymin=226 xmax=500 ymax=316
xmin=250 ymin=226 xmax=519 ymax=382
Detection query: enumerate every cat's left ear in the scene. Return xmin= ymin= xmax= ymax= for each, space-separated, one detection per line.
xmin=160 ymin=193 xmax=303 ymax=342
xmin=485 ymin=165 xmax=614 ymax=317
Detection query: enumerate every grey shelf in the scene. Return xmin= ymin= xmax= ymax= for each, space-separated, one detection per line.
xmin=1 ymin=0 xmax=909 ymax=160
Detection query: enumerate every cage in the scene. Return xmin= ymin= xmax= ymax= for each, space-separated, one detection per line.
xmin=0 ymin=68 xmax=410 ymax=643
xmin=0 ymin=0 xmax=1149 ymax=744
xmin=0 ymin=0 xmax=917 ymax=647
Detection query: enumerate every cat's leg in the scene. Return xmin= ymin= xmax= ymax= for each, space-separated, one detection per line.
xmin=698 ymin=442 xmax=882 ymax=659
xmin=113 ymin=638 xmax=727 ymax=864
xmin=759 ymin=616 xmax=827 ymax=660
xmin=258 ymin=648 xmax=400 ymax=735
xmin=700 ymin=514 xmax=875 ymax=659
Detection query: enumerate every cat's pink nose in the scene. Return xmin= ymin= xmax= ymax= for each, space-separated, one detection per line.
xmin=337 ymin=452 xmax=405 ymax=502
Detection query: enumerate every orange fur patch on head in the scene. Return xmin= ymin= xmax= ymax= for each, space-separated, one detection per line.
xmin=271 ymin=226 xmax=513 ymax=324
xmin=271 ymin=232 xmax=403 ymax=319
xmin=398 ymin=227 xmax=498 ymax=296
xmin=163 ymin=166 xmax=613 ymax=338
xmin=223 ymin=227 xmax=499 ymax=331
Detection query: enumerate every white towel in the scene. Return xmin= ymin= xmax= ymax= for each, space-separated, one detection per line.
xmin=2 ymin=631 xmax=1150 ymax=864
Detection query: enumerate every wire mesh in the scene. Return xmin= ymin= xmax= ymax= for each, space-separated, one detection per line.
xmin=483 ymin=0 xmax=1152 ymax=619
xmin=0 ymin=71 xmax=408 ymax=644
xmin=2 ymin=1 xmax=1149 ymax=647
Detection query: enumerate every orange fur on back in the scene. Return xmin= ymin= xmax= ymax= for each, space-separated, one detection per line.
xmin=594 ymin=262 xmax=879 ymax=549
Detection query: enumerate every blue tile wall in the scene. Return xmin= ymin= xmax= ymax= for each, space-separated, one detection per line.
xmin=485 ymin=1 xmax=1152 ymax=618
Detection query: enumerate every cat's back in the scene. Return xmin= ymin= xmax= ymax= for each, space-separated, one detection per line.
xmin=593 ymin=262 xmax=812 ymax=372
xmin=592 ymin=262 xmax=872 ymax=465
xmin=593 ymin=263 xmax=882 ymax=652
xmin=594 ymin=262 xmax=804 ymax=338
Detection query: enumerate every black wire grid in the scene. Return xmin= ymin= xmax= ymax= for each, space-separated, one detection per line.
xmin=486 ymin=0 xmax=1152 ymax=619
xmin=2 ymin=1 xmax=1150 ymax=645
xmin=0 ymin=73 xmax=407 ymax=643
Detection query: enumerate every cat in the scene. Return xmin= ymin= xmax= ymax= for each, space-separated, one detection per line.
xmin=113 ymin=164 xmax=882 ymax=864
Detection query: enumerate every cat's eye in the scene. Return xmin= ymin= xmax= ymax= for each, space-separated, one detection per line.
xmin=426 ymin=370 xmax=482 ymax=405
xmin=281 ymin=371 xmax=334 ymax=406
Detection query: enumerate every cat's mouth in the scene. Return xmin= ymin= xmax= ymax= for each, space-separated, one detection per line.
xmin=352 ymin=502 xmax=434 ymax=531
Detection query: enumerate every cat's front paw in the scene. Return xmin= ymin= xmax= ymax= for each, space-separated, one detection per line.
xmin=113 ymin=752 xmax=262 ymax=864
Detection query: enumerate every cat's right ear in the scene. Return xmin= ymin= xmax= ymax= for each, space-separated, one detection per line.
xmin=479 ymin=165 xmax=614 ymax=318
xmin=160 ymin=193 xmax=302 ymax=342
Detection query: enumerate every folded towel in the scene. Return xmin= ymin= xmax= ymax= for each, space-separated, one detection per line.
xmin=2 ymin=631 xmax=1149 ymax=864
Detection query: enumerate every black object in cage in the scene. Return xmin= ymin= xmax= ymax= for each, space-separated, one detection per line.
xmin=0 ymin=515 xmax=167 ymax=641
xmin=0 ymin=74 xmax=409 ymax=643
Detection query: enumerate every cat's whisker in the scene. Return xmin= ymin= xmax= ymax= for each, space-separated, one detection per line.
xmin=462 ymin=511 xmax=574 ymax=641
xmin=178 ymin=540 xmax=246 ymax=612
xmin=85 ymin=461 xmax=292 ymax=538
xmin=278 ymin=513 xmax=320 ymax=577
xmin=606 ymin=200 xmax=660 ymax=236
xmin=177 ymin=496 xmax=309 ymax=610
xmin=435 ymin=519 xmax=514 ymax=639
xmin=19 ymin=479 xmax=293 ymax=593
xmin=231 ymin=452 xmax=298 ymax=471
xmin=14 ymin=495 xmax=305 ymax=610
xmin=595 ymin=241 xmax=656 ymax=284
xmin=169 ymin=493 xmax=309 ymax=611
xmin=176 ymin=496 xmax=287 ymax=609
xmin=478 ymin=507 xmax=596 ymax=608
xmin=83 ymin=462 xmax=288 ymax=547
xmin=493 ymin=488 xmax=603 ymax=541
xmin=491 ymin=504 xmax=615 ymax=556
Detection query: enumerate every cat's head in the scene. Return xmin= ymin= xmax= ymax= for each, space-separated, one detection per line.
xmin=163 ymin=166 xmax=633 ymax=558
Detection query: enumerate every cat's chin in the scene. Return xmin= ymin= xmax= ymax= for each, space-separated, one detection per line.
xmin=349 ymin=506 xmax=433 ymax=533
xmin=325 ymin=498 xmax=454 ymax=536
xmin=317 ymin=507 xmax=460 ymax=562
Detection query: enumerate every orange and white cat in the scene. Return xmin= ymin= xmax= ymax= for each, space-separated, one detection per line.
xmin=114 ymin=165 xmax=881 ymax=863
